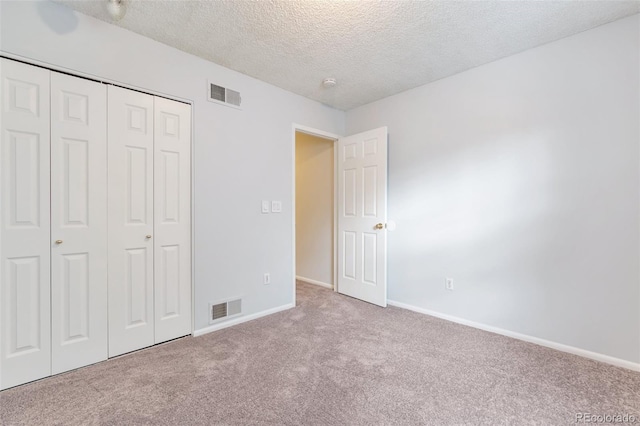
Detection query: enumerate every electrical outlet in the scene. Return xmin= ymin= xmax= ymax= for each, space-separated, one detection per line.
xmin=263 ymin=273 xmax=271 ymax=285
xmin=445 ymin=278 xmax=454 ymax=291
xmin=261 ymin=200 xmax=270 ymax=214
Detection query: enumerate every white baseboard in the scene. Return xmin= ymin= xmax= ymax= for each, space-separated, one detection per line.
xmin=193 ymin=303 xmax=295 ymax=337
xmin=387 ymin=299 xmax=640 ymax=372
xmin=296 ymin=275 xmax=333 ymax=290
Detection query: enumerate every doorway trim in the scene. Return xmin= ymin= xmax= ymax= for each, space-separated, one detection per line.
xmin=291 ymin=124 xmax=341 ymax=307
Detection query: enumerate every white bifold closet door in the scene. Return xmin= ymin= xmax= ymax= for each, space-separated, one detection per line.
xmin=108 ymin=86 xmax=191 ymax=357
xmin=0 ymin=58 xmax=52 ymax=389
xmin=50 ymin=72 xmax=108 ymax=374
xmin=153 ymin=97 xmax=192 ymax=344
xmin=1 ymin=59 xmax=191 ymax=388
xmin=108 ymin=86 xmax=155 ymax=357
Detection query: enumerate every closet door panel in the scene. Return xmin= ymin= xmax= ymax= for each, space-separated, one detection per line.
xmin=153 ymin=97 xmax=191 ymax=344
xmin=0 ymin=58 xmax=51 ymax=389
xmin=108 ymin=86 xmax=154 ymax=357
xmin=50 ymin=72 xmax=107 ymax=374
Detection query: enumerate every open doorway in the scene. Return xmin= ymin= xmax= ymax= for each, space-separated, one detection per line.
xmin=294 ymin=129 xmax=337 ymax=292
xmin=292 ymin=124 xmax=389 ymax=308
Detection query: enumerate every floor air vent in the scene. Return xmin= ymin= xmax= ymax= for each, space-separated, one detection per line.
xmin=209 ymin=299 xmax=242 ymax=323
xmin=208 ymin=81 xmax=242 ymax=109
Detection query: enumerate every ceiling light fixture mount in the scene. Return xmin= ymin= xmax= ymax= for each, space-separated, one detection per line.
xmin=106 ymin=0 xmax=127 ymax=21
xmin=322 ymin=78 xmax=337 ymax=89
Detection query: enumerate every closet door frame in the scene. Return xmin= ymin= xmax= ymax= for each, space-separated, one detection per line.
xmin=0 ymin=54 xmax=195 ymax=384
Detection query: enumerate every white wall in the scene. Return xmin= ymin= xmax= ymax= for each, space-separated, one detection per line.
xmin=295 ymin=132 xmax=334 ymax=286
xmin=347 ymin=15 xmax=640 ymax=364
xmin=0 ymin=1 xmax=344 ymax=332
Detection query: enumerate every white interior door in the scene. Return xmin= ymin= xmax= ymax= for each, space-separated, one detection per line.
xmin=0 ymin=59 xmax=51 ymax=389
xmin=50 ymin=72 xmax=107 ymax=374
xmin=108 ymin=85 xmax=155 ymax=357
xmin=337 ymin=127 xmax=388 ymax=307
xmin=153 ymin=96 xmax=191 ymax=344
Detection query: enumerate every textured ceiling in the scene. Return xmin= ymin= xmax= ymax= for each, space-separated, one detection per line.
xmin=56 ymin=1 xmax=639 ymax=110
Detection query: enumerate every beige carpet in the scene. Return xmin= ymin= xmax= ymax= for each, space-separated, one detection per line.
xmin=1 ymin=281 xmax=639 ymax=425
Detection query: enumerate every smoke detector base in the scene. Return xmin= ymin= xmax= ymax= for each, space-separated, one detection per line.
xmin=322 ymin=78 xmax=337 ymax=88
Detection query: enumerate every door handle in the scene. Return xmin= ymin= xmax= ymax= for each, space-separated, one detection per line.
xmin=55 ymin=240 xmax=63 ymax=244
xmin=145 ymin=235 xmax=152 ymax=239
xmin=374 ymin=223 xmax=385 ymax=230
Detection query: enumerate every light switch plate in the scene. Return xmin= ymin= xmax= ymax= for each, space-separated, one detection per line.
xmin=271 ymin=200 xmax=282 ymax=213
xmin=261 ymin=200 xmax=270 ymax=214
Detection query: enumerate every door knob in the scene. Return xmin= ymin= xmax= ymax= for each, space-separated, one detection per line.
xmin=145 ymin=235 xmax=152 ymax=239
xmin=55 ymin=240 xmax=63 ymax=244
xmin=374 ymin=223 xmax=385 ymax=230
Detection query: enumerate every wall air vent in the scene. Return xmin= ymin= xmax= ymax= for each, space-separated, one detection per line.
xmin=207 ymin=81 xmax=242 ymax=109
xmin=209 ymin=299 xmax=242 ymax=324
xmin=211 ymin=302 xmax=227 ymax=320
xmin=225 ymin=89 xmax=241 ymax=107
